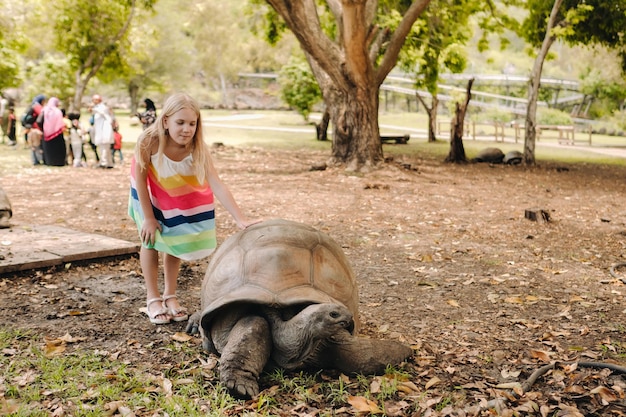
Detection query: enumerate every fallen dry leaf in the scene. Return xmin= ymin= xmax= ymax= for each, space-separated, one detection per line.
xmin=0 ymin=399 xmax=19 ymax=414
xmin=59 ymin=333 xmax=86 ymax=343
xmin=421 ymin=254 xmax=433 ymax=262
xmin=446 ymin=299 xmax=460 ymax=307
xmin=530 ymin=349 xmax=551 ymax=362
xmin=397 ymin=381 xmax=418 ymax=394
xmin=425 ymin=376 xmax=441 ymax=389
xmin=13 ymin=369 xmax=37 ymax=386
xmin=43 ymin=338 xmax=66 ymax=358
xmin=348 ymin=395 xmax=383 ymax=414
xmin=171 ymin=332 xmax=193 ymax=342
xmin=370 ymin=376 xmax=382 ymax=394
xmin=501 ymin=368 xmax=521 ymax=378
xmin=161 ymin=377 xmax=173 ymax=397
xmin=590 ymin=385 xmax=618 ymax=403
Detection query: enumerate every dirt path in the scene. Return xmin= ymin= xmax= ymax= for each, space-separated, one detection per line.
xmin=2 ymin=145 xmax=626 ymax=415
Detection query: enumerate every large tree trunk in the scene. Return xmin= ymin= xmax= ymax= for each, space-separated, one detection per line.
xmin=128 ymin=80 xmax=139 ymax=115
xmin=524 ymin=0 xmax=563 ymax=165
xmin=71 ymin=71 xmax=89 ymax=113
xmin=326 ymin=85 xmax=382 ymax=171
xmin=265 ymin=0 xmax=432 ymax=172
xmin=445 ymin=78 xmax=473 ymax=163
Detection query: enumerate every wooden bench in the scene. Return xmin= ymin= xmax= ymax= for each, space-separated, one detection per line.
xmin=380 ymin=134 xmax=410 ymax=144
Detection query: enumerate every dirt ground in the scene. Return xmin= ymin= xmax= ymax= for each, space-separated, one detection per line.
xmin=2 ymin=144 xmax=626 ymax=415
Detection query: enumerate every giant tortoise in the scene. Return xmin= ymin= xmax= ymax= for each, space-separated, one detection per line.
xmin=187 ymin=219 xmax=412 ymax=398
xmin=472 ymin=147 xmax=505 ymax=163
xmin=0 ymin=186 xmax=12 ymax=228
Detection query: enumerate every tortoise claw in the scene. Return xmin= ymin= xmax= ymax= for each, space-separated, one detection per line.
xmin=222 ymin=373 xmax=260 ymax=399
xmin=185 ymin=311 xmax=202 ymax=335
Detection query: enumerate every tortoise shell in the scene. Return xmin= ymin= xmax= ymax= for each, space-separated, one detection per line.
xmin=474 ymin=147 xmax=505 ymax=163
xmin=199 ymin=219 xmax=360 ymax=331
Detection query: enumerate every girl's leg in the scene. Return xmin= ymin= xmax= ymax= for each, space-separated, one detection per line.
xmin=140 ymin=247 xmax=168 ymax=321
xmin=162 ymin=253 xmax=187 ymax=320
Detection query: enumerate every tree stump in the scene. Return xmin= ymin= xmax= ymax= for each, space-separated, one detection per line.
xmin=525 ymin=208 xmax=551 ymax=223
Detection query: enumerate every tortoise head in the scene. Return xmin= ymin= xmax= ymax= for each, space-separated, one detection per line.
xmin=298 ymin=303 xmax=355 ymax=337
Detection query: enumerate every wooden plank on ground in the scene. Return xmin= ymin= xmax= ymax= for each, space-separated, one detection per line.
xmin=0 ymin=225 xmax=139 ymax=274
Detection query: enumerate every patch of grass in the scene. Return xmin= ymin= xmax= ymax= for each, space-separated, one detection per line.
xmin=3 ymin=110 xmax=624 ymax=177
xmin=0 ymin=143 xmax=36 ymax=176
xmin=0 ymin=327 xmax=238 ymax=416
xmin=598 ymin=340 xmax=626 ymax=359
xmin=0 ymin=328 xmax=416 ymax=416
xmin=321 ymin=375 xmax=351 ymax=407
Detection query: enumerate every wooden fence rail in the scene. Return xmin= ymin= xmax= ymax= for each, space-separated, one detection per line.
xmin=437 ymin=120 xmax=592 ymax=145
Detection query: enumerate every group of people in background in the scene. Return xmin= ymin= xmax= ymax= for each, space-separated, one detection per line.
xmin=1 ymin=94 xmax=157 ymax=168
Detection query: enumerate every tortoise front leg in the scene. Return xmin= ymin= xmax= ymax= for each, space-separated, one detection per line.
xmin=215 ymin=315 xmax=272 ymax=399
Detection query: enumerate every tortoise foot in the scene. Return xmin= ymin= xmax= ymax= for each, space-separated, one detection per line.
xmin=220 ymin=367 xmax=260 ymax=399
xmin=214 ymin=315 xmax=272 ymax=399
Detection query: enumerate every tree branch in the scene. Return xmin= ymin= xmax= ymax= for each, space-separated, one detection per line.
xmin=343 ymin=0 xmax=371 ymax=88
xmin=375 ymin=0 xmax=432 ymax=86
xmin=266 ymin=0 xmax=345 ymax=85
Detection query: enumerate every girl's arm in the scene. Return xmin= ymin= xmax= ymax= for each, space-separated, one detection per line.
xmin=206 ymin=155 xmax=260 ymax=230
xmin=135 ymin=144 xmax=161 ymax=244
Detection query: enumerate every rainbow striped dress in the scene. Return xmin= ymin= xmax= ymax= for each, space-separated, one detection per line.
xmin=128 ymin=154 xmax=217 ymax=261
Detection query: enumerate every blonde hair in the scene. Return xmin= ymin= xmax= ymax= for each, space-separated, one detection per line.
xmin=134 ymin=92 xmax=211 ymax=183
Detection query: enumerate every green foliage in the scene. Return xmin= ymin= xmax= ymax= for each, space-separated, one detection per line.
xmin=278 ymin=56 xmax=321 ymax=122
xmin=50 ymin=0 xmax=155 ymax=108
xmin=579 ymin=66 xmax=626 ymax=118
xmin=520 ymin=0 xmax=626 ymax=71
xmin=0 ymin=45 xmax=20 ymax=91
xmin=0 ymin=0 xmax=25 ymax=90
xmin=396 ymin=0 xmax=479 ymax=99
xmin=537 ymin=107 xmax=572 ymax=125
xmin=247 ymin=0 xmax=285 ymax=45
xmin=470 ymin=108 xmax=515 ymax=123
xmin=55 ymin=0 xmax=127 ymax=70
xmin=22 ymin=55 xmax=74 ymax=105
xmin=442 ymin=44 xmax=467 ymax=74
xmin=611 ymin=110 xmax=626 ymax=131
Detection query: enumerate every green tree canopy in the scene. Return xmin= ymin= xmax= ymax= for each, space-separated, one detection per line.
xmin=0 ymin=0 xmax=25 ymax=92
xmin=519 ymin=0 xmax=626 ymax=164
xmin=54 ymin=0 xmax=155 ymax=111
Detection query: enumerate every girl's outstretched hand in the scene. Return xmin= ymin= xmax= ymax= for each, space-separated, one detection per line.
xmin=237 ymin=218 xmax=263 ymax=230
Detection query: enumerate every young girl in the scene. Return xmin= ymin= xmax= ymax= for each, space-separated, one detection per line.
xmin=129 ymin=93 xmax=259 ymax=324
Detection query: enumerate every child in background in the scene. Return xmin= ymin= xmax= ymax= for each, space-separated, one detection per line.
xmin=112 ymin=123 xmax=123 ymax=165
xmin=128 ymin=92 xmax=260 ymax=324
xmin=68 ymin=113 xmax=86 ymax=167
xmin=28 ymin=128 xmax=43 ymax=165
xmin=6 ymin=107 xmax=16 ymax=146
xmin=63 ymin=109 xmax=72 ymax=165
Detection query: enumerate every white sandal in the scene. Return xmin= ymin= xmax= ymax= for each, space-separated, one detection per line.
xmin=146 ymin=297 xmax=170 ymax=325
xmin=162 ymin=294 xmax=188 ymax=322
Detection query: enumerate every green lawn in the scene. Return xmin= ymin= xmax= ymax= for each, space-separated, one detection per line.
xmin=2 ymin=109 xmax=624 ymax=178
